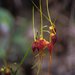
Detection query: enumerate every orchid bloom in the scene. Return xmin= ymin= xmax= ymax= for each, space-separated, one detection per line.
xmin=32 ymin=0 xmax=57 ymax=75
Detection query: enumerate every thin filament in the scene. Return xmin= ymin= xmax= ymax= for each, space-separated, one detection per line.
xmin=37 ymin=55 xmax=41 ymax=75
xmin=32 ymin=0 xmax=55 ymax=27
xmin=46 ymin=0 xmax=52 ymax=25
xmin=32 ymin=6 xmax=36 ymax=41
xmin=31 ymin=1 xmax=50 ymax=24
xmin=43 ymin=30 xmax=50 ymax=34
xmin=39 ymin=0 xmax=43 ymax=38
xmin=32 ymin=59 xmax=39 ymax=69
xmin=50 ymin=55 xmax=52 ymax=64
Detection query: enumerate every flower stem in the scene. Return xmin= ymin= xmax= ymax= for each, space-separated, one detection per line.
xmin=46 ymin=0 xmax=52 ymax=25
xmin=32 ymin=6 xmax=36 ymax=41
xmin=32 ymin=1 xmax=49 ymax=22
xmin=16 ymin=47 xmax=31 ymax=74
xmin=39 ymin=0 xmax=43 ymax=38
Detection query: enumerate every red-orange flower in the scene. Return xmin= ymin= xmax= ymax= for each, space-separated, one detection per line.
xmin=32 ymin=38 xmax=48 ymax=53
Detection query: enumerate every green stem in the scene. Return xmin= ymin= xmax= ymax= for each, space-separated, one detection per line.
xmin=31 ymin=1 xmax=49 ymax=22
xmin=39 ymin=0 xmax=43 ymax=38
xmin=46 ymin=0 xmax=52 ymax=25
xmin=32 ymin=6 xmax=36 ymax=41
xmin=32 ymin=0 xmax=55 ymax=27
xmin=16 ymin=47 xmax=31 ymax=74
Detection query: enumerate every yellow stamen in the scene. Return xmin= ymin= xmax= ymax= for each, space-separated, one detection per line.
xmin=49 ymin=26 xmax=56 ymax=34
xmin=49 ymin=26 xmax=54 ymax=30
